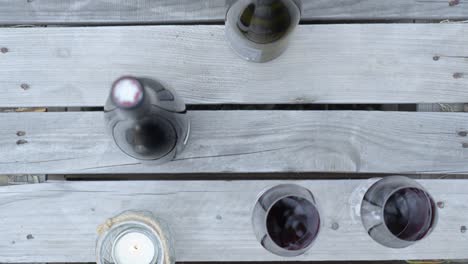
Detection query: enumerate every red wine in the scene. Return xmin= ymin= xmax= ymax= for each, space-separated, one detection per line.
xmin=360 ymin=176 xmax=437 ymax=248
xmin=384 ymin=188 xmax=436 ymax=241
xmin=266 ymin=196 xmax=320 ymax=250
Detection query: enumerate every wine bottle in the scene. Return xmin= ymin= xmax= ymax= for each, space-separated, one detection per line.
xmin=225 ymin=0 xmax=301 ymax=62
xmin=104 ymin=76 xmax=190 ymax=163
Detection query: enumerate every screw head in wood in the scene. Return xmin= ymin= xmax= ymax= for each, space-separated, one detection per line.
xmin=331 ymin=222 xmax=339 ymax=230
xmin=437 ymin=201 xmax=445 ymax=209
xmin=461 ymin=226 xmax=467 ymax=233
xmin=20 ymin=83 xmax=30 ymax=90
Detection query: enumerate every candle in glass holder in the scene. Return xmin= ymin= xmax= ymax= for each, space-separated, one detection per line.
xmin=113 ymin=231 xmax=156 ymax=264
xmin=96 ymin=211 xmax=174 ymax=264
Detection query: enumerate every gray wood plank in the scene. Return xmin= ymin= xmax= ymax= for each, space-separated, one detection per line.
xmin=1 ymin=111 xmax=467 ymax=174
xmin=0 ymin=180 xmax=466 ymax=262
xmin=1 ymin=24 xmax=468 ymax=107
xmin=0 ymin=0 xmax=468 ymax=25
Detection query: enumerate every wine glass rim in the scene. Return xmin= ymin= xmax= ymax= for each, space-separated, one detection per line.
xmin=252 ymin=184 xmax=321 ymax=256
xmin=380 ymin=186 xmax=436 ymax=242
xmin=265 ymin=195 xmax=320 ymax=250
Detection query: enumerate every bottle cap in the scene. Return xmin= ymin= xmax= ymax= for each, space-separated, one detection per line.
xmin=112 ymin=76 xmax=144 ymax=108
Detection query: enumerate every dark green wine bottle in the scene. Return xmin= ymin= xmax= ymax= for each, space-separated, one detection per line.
xmin=226 ymin=0 xmax=301 ymax=62
xmin=104 ymin=76 xmax=190 ymax=163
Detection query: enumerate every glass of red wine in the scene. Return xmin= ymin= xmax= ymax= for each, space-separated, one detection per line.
xmin=225 ymin=0 xmax=302 ymax=62
xmin=252 ymin=184 xmax=320 ymax=256
xmin=360 ymin=176 xmax=437 ymax=248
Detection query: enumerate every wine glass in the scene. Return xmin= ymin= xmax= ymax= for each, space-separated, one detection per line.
xmin=360 ymin=176 xmax=437 ymax=248
xmin=252 ymin=184 xmax=320 ymax=256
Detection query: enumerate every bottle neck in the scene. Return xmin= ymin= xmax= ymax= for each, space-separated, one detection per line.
xmin=116 ymin=92 xmax=152 ymax=120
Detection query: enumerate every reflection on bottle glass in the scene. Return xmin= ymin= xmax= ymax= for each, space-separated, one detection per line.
xmin=124 ymin=117 xmax=176 ymax=158
xmin=360 ymin=176 xmax=437 ymax=248
xmin=266 ymin=196 xmax=320 ymax=251
xmin=237 ymin=0 xmax=292 ymax=44
xmin=226 ymin=0 xmax=301 ymax=62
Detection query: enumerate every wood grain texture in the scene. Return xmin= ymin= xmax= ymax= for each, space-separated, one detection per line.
xmin=1 ymin=111 xmax=467 ymax=174
xmin=0 ymin=180 xmax=466 ymax=262
xmin=1 ymin=24 xmax=468 ymax=107
xmin=0 ymin=0 xmax=467 ymax=25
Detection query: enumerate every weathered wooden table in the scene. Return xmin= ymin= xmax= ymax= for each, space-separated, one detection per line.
xmin=0 ymin=1 xmax=467 ymax=263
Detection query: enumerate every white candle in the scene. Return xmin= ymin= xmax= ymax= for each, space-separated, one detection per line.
xmin=113 ymin=232 xmax=156 ymax=264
